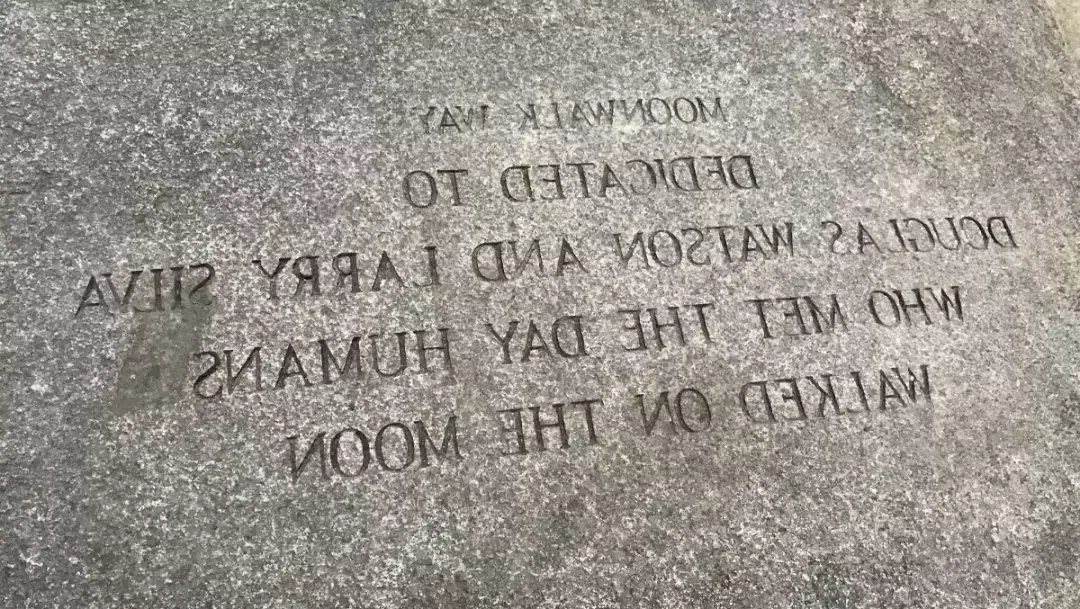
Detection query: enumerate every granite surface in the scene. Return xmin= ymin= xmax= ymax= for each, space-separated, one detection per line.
xmin=2 ymin=1 xmax=1080 ymax=607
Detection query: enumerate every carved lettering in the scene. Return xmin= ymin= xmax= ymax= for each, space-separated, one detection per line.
xmin=288 ymin=414 xmax=462 ymax=482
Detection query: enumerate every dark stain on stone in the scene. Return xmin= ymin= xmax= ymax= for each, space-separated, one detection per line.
xmin=404 ymin=558 xmax=473 ymax=609
xmin=112 ymin=304 xmax=211 ymax=416
xmin=1036 ymin=512 xmax=1080 ymax=589
xmin=1058 ymin=391 xmax=1080 ymax=433
xmin=807 ymin=561 xmax=859 ymax=609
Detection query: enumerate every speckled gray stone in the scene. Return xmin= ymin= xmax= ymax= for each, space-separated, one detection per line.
xmin=2 ymin=2 xmax=1080 ymax=608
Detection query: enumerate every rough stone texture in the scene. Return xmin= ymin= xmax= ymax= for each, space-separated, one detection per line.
xmin=2 ymin=1 xmax=1079 ymax=608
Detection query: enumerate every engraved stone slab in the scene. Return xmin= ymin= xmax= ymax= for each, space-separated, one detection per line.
xmin=2 ymin=2 xmax=1080 ymax=607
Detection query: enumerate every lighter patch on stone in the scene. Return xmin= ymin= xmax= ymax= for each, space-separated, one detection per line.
xmin=1047 ymin=0 xmax=1080 ymax=64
